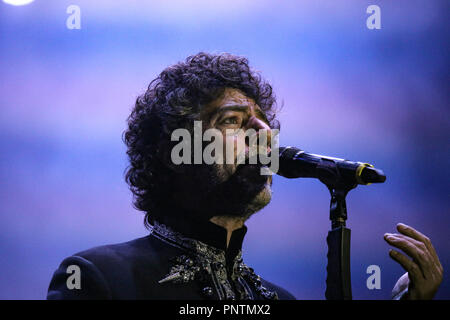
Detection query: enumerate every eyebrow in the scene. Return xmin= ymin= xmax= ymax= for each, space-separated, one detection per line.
xmin=217 ymin=105 xmax=249 ymax=113
xmin=215 ymin=104 xmax=270 ymax=124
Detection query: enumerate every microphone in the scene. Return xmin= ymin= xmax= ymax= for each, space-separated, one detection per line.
xmin=275 ymin=146 xmax=386 ymax=186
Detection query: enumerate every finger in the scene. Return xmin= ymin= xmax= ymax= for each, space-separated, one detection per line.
xmin=388 ymin=233 xmax=433 ymax=260
xmin=388 ymin=233 xmax=425 ymax=249
xmin=396 ymin=225 xmax=444 ymax=276
xmin=390 ymin=233 xmax=444 ymax=281
xmin=384 ymin=234 xmax=433 ymax=278
xmin=389 ymin=249 xmax=423 ymax=281
xmin=397 ymin=223 xmax=440 ymax=263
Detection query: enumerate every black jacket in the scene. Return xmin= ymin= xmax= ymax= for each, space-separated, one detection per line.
xmin=47 ymin=219 xmax=296 ymax=300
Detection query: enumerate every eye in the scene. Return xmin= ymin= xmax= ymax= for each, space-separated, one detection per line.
xmin=221 ymin=117 xmax=239 ymax=125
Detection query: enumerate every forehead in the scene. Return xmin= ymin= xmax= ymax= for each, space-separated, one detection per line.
xmin=202 ymin=88 xmax=259 ymax=115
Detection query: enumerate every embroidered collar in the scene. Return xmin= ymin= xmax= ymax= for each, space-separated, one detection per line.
xmin=150 ymin=221 xmax=245 ymax=267
xmin=151 ymin=221 xmax=278 ymax=300
xmin=151 ymin=217 xmax=247 ymax=266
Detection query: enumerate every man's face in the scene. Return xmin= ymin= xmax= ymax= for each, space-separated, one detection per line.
xmin=201 ymin=88 xmax=273 ymax=181
xmin=171 ymin=88 xmax=273 ymax=220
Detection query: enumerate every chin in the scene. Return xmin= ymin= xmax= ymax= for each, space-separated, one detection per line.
xmin=242 ymin=181 xmax=272 ymax=219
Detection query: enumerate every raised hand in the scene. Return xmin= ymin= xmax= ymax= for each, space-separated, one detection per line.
xmin=385 ymin=223 xmax=443 ymax=300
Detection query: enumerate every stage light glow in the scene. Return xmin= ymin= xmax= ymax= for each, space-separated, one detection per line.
xmin=3 ymin=0 xmax=34 ymax=6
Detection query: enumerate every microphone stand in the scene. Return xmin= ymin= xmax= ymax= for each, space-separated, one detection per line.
xmin=325 ymin=185 xmax=355 ymax=300
xmin=318 ymin=162 xmax=357 ymax=300
xmin=276 ymin=146 xmax=386 ymax=299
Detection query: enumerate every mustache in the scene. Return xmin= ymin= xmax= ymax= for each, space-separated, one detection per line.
xmin=234 ymin=145 xmax=271 ymax=167
xmin=215 ymin=163 xmax=269 ymax=196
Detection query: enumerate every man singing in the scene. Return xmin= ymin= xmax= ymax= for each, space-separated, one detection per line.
xmin=47 ymin=52 xmax=442 ymax=300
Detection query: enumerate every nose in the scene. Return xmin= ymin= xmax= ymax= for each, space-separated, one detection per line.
xmin=245 ymin=116 xmax=272 ymax=148
xmin=246 ymin=116 xmax=271 ymax=131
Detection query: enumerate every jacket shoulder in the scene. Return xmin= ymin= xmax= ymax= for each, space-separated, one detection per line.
xmin=47 ymin=236 xmax=157 ymax=300
xmin=73 ymin=235 xmax=153 ymax=264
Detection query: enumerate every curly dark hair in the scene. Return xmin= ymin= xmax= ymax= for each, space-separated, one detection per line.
xmin=123 ymin=52 xmax=280 ymax=227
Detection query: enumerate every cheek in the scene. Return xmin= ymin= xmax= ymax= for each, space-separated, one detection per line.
xmin=223 ymin=131 xmax=246 ymax=157
xmin=222 ymin=134 xmax=239 ymax=162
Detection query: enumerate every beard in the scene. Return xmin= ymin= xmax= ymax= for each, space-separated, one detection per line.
xmin=169 ymin=161 xmax=272 ymax=222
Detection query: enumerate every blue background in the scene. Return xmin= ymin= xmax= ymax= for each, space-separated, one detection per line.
xmin=0 ymin=0 xmax=448 ymax=299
